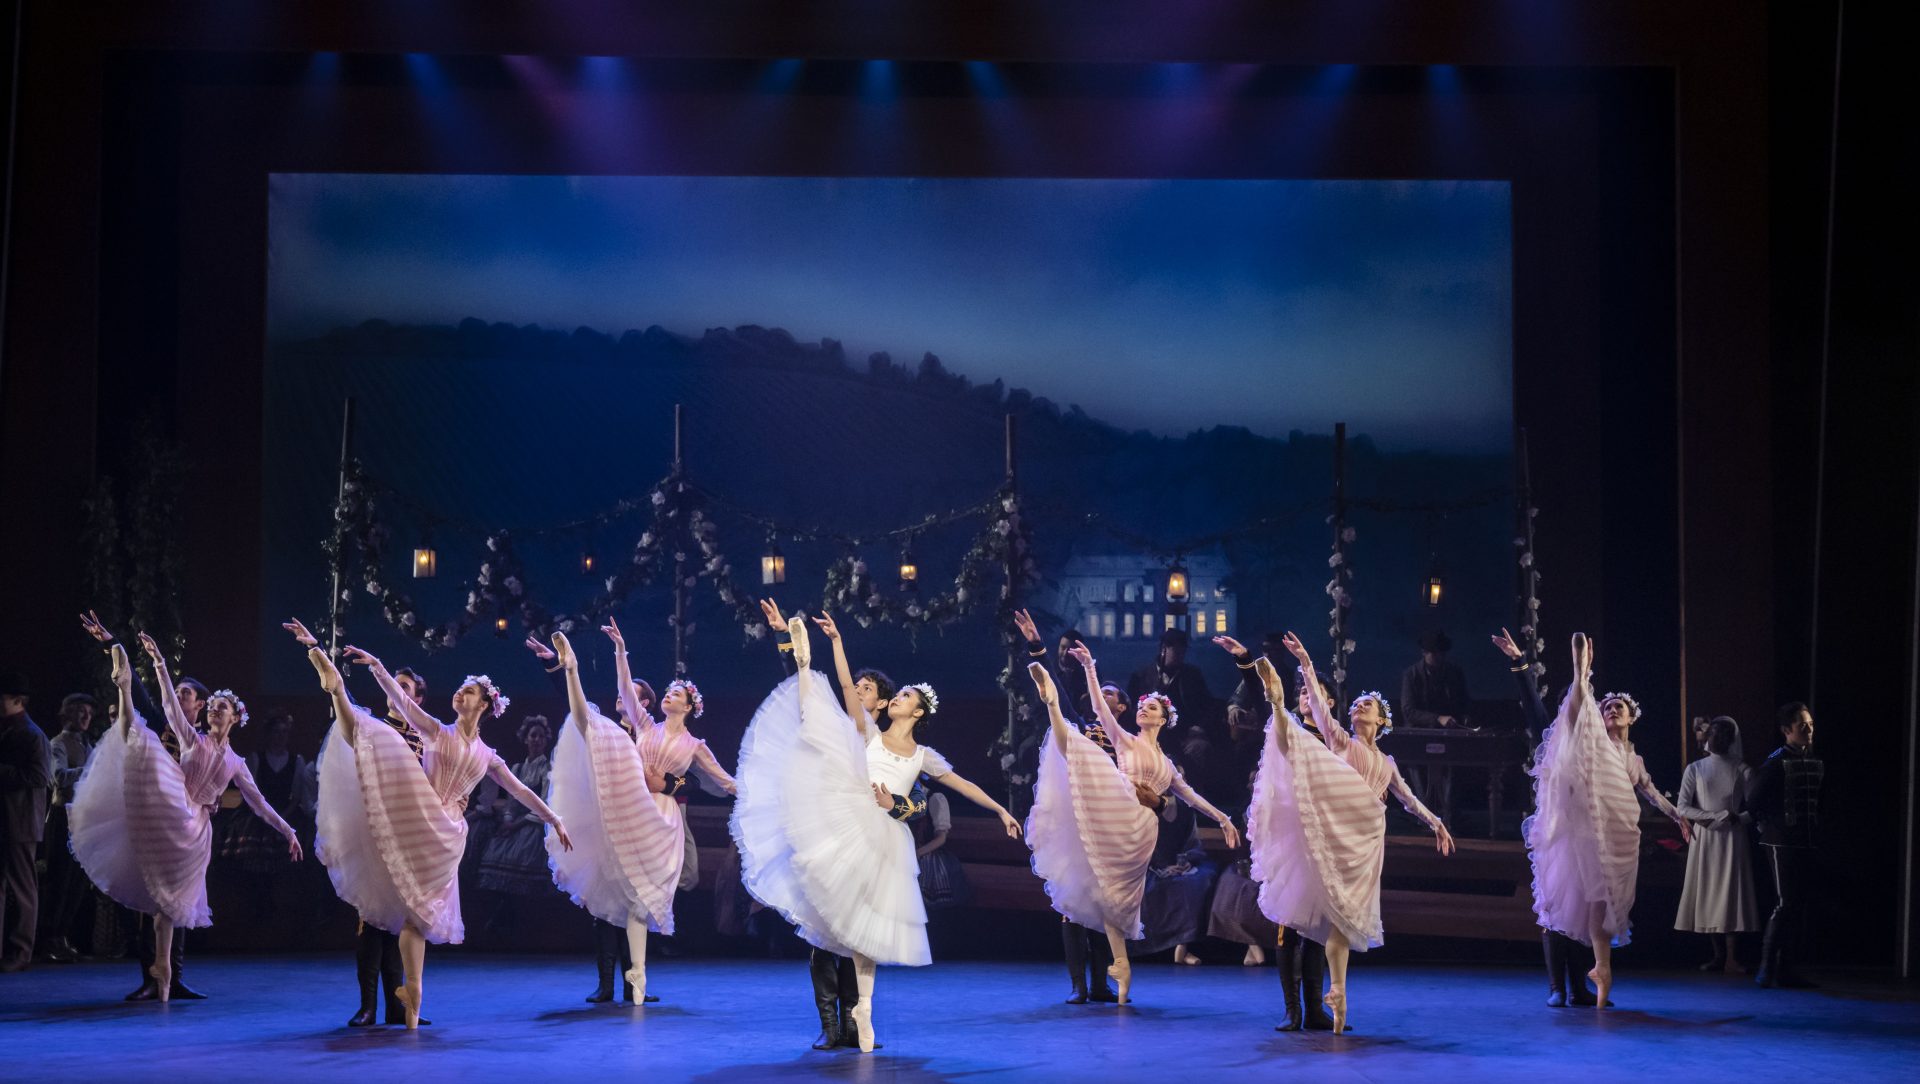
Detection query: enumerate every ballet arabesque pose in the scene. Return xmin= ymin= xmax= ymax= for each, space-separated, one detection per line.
xmin=1522 ymin=632 xmax=1690 ymax=1009
xmin=730 ymin=612 xmax=1019 ymax=1052
xmin=69 ymin=637 xmax=302 ymax=1001
xmin=286 ymin=619 xmax=572 ymax=1028
xmin=1025 ymin=644 xmax=1240 ymax=1004
xmin=1245 ymin=633 xmax=1456 ymax=1034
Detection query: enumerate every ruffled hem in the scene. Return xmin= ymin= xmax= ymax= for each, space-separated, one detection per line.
xmin=1024 ymin=724 xmax=1151 ymax=937
xmin=546 ymin=711 xmax=681 ymax=931
xmin=730 ymin=670 xmax=929 ymax=966
xmin=69 ymin=718 xmax=212 ymax=926
xmin=1247 ymin=710 xmax=1383 ymax=950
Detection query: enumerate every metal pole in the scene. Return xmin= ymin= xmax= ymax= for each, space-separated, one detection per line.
xmin=326 ymin=396 xmax=356 ymax=663
xmin=672 ymin=403 xmax=688 ymax=678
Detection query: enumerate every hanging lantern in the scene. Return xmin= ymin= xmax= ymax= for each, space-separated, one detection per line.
xmin=898 ymin=544 xmax=919 ymax=586
xmin=760 ymin=539 xmax=786 ymax=585
xmin=412 ymin=545 xmax=437 ymax=579
xmin=493 ymin=615 xmax=510 ymax=637
xmin=1424 ymin=555 xmax=1444 ymax=607
xmin=581 ymin=551 xmax=596 ymax=575
xmin=1165 ymin=560 xmax=1190 ymax=616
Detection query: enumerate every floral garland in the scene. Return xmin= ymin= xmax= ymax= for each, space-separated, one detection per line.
xmin=1326 ymin=515 xmax=1357 ymax=692
xmin=1513 ymin=495 xmax=1546 ymax=698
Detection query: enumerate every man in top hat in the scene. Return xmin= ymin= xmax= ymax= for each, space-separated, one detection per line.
xmin=1398 ymin=631 xmax=1471 ymax=816
xmin=0 ymin=669 xmax=53 ymax=971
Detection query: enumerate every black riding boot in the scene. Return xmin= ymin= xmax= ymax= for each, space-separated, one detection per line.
xmin=1062 ymin=922 xmax=1090 ymax=1004
xmin=1300 ymin=935 xmax=1337 ymax=1030
xmin=349 ymin=925 xmax=381 ymax=1026
xmin=1086 ymin=926 xmax=1118 ymax=1002
xmin=809 ymin=950 xmax=841 ymax=1050
xmin=1543 ymin=930 xmax=1569 ymax=1007
xmin=1274 ymin=936 xmax=1304 ymax=1031
xmin=587 ymin=920 xmax=618 ymax=1003
xmin=167 ymin=929 xmax=204 ymax=1000
xmin=1564 ymin=936 xmax=1599 ymax=1006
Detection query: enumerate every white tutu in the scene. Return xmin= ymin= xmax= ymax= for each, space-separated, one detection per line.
xmin=730 ymin=671 xmax=929 ymax=966
xmin=1247 ymin=710 xmax=1385 ymax=951
xmin=546 ymin=710 xmax=681 ymax=931
xmin=1024 ymin=724 xmax=1154 ymax=937
xmin=1524 ymin=683 xmax=1642 ymax=947
xmin=314 ymin=709 xmax=464 ymax=943
xmin=69 ymin=716 xmax=213 ymax=927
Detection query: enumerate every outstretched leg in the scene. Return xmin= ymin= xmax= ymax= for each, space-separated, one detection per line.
xmin=624 ymin=914 xmax=656 ymax=1003
xmin=1322 ymin=929 xmax=1350 ymax=1034
xmin=1587 ymin=903 xmax=1613 ymax=1009
xmin=150 ymin=915 xmax=175 ymax=1002
xmin=1103 ymin=925 xmax=1132 ymax=1004
xmin=396 ymin=924 xmax=426 ymax=1029
xmin=848 ymin=953 xmax=878 ymax=1052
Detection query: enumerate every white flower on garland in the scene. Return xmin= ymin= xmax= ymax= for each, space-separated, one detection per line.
xmin=400 ymin=612 xmax=417 ymax=629
xmin=1329 ymin=553 xmax=1345 ymax=568
xmin=504 ymin=576 xmax=522 ymax=596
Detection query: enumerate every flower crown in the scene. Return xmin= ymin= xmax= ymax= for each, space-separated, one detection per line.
xmin=904 ymin=682 xmax=939 ymax=715
xmin=667 ymin=679 xmax=705 ymax=719
xmin=1351 ymin=690 xmax=1394 ymax=730
xmin=463 ymin=674 xmax=510 ymax=718
xmin=210 ymin=689 xmax=249 ymax=728
xmin=1600 ymin=691 xmax=1642 ymax=720
xmin=1136 ymin=691 xmax=1179 ymax=727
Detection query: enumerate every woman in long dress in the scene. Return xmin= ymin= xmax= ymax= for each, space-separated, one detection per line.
xmin=731 ymin=612 xmax=1021 ymax=1052
xmin=1673 ymin=716 xmax=1758 ymax=971
xmin=1024 ymin=648 xmax=1240 ymax=1003
xmin=1245 ymin=633 xmax=1457 ymax=1033
xmin=283 ymin=619 xmax=572 ymax=1028
xmin=545 ymin=623 xmax=711 ymax=1004
xmin=70 ymin=637 xmax=303 ymax=1000
xmin=1523 ymin=632 xmax=1691 ymax=1008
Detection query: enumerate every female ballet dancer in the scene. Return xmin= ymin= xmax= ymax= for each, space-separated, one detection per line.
xmin=284 ymin=619 xmax=572 ymax=1028
xmin=731 ymin=612 xmax=1021 ymax=1052
xmin=546 ymin=621 xmax=711 ymax=1005
xmin=1245 ymin=633 xmax=1458 ymax=1033
xmin=70 ymin=637 xmax=302 ymax=1000
xmin=1523 ymin=632 xmax=1690 ymax=1008
xmin=1026 ymin=646 xmax=1241 ymax=1004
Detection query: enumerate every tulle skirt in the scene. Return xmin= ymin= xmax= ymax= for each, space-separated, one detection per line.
xmin=1524 ymin=688 xmax=1642 ymax=947
xmin=546 ymin=712 xmax=681 ymax=931
xmin=68 ymin=722 xmax=213 ymax=927
xmin=730 ymin=671 xmax=929 ymax=966
xmin=1246 ymin=712 xmax=1386 ymax=951
xmin=314 ymin=711 xmax=465 ymax=943
xmin=1024 ymin=724 xmax=1155 ymax=937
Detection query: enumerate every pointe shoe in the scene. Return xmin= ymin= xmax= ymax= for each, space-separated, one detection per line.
xmin=150 ymin=963 xmax=172 ymax=1004
xmin=1243 ymin=945 xmax=1266 ymax=967
xmin=787 ymin=616 xmax=812 ymax=668
xmin=1323 ymin=988 xmax=1348 ymax=1035
xmin=625 ymin=966 xmax=659 ymax=1004
xmin=1107 ymin=961 xmax=1132 ymax=1005
xmin=1587 ymin=967 xmax=1612 ymax=1010
xmin=848 ymin=1001 xmax=875 ymax=1053
xmin=395 ymin=985 xmax=422 ymax=1030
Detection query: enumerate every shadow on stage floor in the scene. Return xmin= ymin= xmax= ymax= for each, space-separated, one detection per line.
xmin=4 ymin=954 xmax=1916 ymax=1082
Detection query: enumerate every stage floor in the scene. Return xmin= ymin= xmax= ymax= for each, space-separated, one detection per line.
xmin=4 ymin=955 xmax=1916 ymax=1082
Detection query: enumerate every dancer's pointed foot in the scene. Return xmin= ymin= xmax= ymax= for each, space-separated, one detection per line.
xmin=788 ymin=616 xmax=812 ymax=668
xmin=1323 ymin=987 xmax=1347 ymax=1035
xmin=849 ymin=1001 xmax=875 ymax=1053
xmin=149 ymin=963 xmax=172 ymax=1004
xmin=1243 ymin=945 xmax=1266 ymax=967
xmin=1107 ymin=961 xmax=1132 ymax=1005
xmin=395 ymin=984 xmax=422 ymax=1030
xmin=624 ymin=966 xmax=648 ymax=1005
xmin=1587 ymin=966 xmax=1612 ymax=1010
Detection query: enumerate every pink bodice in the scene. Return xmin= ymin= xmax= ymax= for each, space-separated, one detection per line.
xmin=179 ymin=737 xmax=241 ymax=808
xmin=424 ymin=728 xmax=499 ymax=810
xmin=1119 ymin=742 xmax=1175 ymax=794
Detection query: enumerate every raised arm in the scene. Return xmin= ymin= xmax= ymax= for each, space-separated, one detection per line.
xmin=550 ymin=631 xmax=597 ymax=736
xmin=485 ymin=753 xmax=573 ymax=850
xmin=926 ymin=767 xmax=1023 ymax=840
xmin=598 ymin=618 xmax=649 ymax=736
xmin=137 ymin=632 xmax=198 ymax=748
xmin=688 ymin=742 xmax=738 ymax=797
xmin=761 ymin=599 xmax=800 ymax=678
xmin=1386 ymin=759 xmax=1457 ymax=854
xmin=230 ymin=760 xmax=304 ymax=861
xmin=1281 ymin=631 xmax=1347 ymax=753
xmin=1067 ymin=645 xmax=1137 ymax=758
xmin=284 ymin=619 xmax=358 ymax=746
xmin=342 ymin=645 xmax=440 ymax=741
xmin=809 ymin=612 xmax=871 ymax=739
xmin=1166 ymin=767 xmax=1242 ymax=850
xmin=83 ymin=612 xmax=166 ymax=732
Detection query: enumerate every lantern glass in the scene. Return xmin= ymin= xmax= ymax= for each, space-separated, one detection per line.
xmin=1166 ymin=565 xmax=1189 ymax=603
xmin=412 ymin=547 xmax=437 ymax=578
xmin=581 ymin=552 xmax=596 ymax=575
xmin=1426 ymin=575 xmax=1444 ymax=607
xmin=494 ymin=616 xmax=510 ymax=636
xmin=899 ymin=559 xmax=918 ymax=583
xmin=761 ymin=551 xmax=786 ymax=585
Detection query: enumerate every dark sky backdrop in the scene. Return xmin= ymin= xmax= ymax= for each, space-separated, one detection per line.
xmin=268 ymin=175 xmax=1512 ymax=452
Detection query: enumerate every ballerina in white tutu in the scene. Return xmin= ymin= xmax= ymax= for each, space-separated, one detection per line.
xmin=1024 ymin=645 xmax=1240 ymax=1004
xmin=546 ymin=620 xmax=726 ymax=1004
xmin=283 ymin=619 xmax=572 ymax=1028
xmin=1243 ymin=633 xmax=1456 ymax=1033
xmin=70 ymin=637 xmax=302 ymax=1001
xmin=1523 ymin=632 xmax=1690 ymax=1008
xmin=731 ymin=611 xmax=1020 ymax=1052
